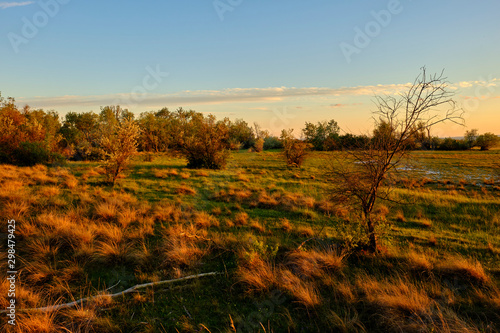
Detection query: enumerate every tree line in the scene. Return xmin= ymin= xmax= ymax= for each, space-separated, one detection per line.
xmin=0 ymin=93 xmax=498 ymax=170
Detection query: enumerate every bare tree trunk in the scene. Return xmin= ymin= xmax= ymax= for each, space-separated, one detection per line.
xmin=366 ymin=217 xmax=377 ymax=252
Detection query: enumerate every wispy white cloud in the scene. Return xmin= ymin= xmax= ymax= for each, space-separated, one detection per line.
xmin=16 ymin=79 xmax=499 ymax=111
xmin=0 ymin=1 xmax=34 ymax=9
xmin=16 ymin=85 xmax=410 ymax=110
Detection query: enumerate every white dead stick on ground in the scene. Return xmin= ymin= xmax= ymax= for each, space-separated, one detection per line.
xmin=1 ymin=272 xmax=221 ymax=313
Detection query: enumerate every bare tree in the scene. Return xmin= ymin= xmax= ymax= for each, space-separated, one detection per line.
xmin=330 ymin=68 xmax=464 ymax=253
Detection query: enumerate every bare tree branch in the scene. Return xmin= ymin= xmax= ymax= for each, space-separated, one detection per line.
xmin=329 ymin=68 xmax=464 ymax=252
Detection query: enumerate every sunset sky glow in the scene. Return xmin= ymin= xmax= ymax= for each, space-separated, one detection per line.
xmin=1 ymin=0 xmax=499 ymax=136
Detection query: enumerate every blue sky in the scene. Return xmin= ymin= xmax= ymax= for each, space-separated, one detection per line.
xmin=1 ymin=0 xmax=499 ymax=136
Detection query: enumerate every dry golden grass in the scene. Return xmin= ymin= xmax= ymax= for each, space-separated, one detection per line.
xmin=395 ymin=210 xmax=406 ymax=223
xmin=215 ymin=186 xmax=254 ymax=203
xmin=249 ymin=219 xmax=266 ymax=233
xmin=163 ymin=238 xmax=205 ymax=267
xmin=165 ymin=223 xmax=209 ymax=243
xmin=127 ymin=241 xmax=153 ymax=266
xmin=357 ymin=276 xmax=432 ymax=315
xmin=487 ymin=243 xmax=500 ymax=255
xmin=280 ymin=192 xmax=315 ymax=210
xmin=194 ymin=211 xmax=219 ymax=228
xmin=132 ymin=292 xmax=147 ymax=304
xmin=374 ymin=204 xmax=390 ymax=219
xmin=62 ymin=307 xmax=97 ymax=332
xmin=93 ymin=240 xmax=132 ymax=264
xmin=234 ymin=212 xmax=249 ymax=226
xmin=167 ymin=168 xmax=179 ymax=176
xmin=407 ymin=251 xmax=433 ymax=271
xmin=295 ymin=225 xmax=314 ymax=237
xmin=179 ymin=171 xmax=191 ymax=179
xmin=39 ymin=185 xmax=61 ymax=197
xmin=224 ymin=218 xmax=235 ymax=228
xmin=153 ymin=202 xmax=182 ymax=223
xmin=333 ymin=206 xmax=350 ymax=219
xmin=112 ymin=191 xmax=137 ymax=205
xmin=195 ymin=170 xmax=209 ymax=177
xmin=15 ymin=285 xmax=41 ymax=309
xmin=280 ymin=218 xmax=292 ymax=232
xmin=55 ymin=172 xmax=79 ymax=189
xmin=233 ymin=189 xmax=253 ymax=202
xmin=475 ymin=287 xmax=500 ymax=310
xmin=118 ymin=207 xmax=138 ymax=228
xmin=10 ymin=310 xmax=62 ymax=333
xmin=257 ymin=191 xmax=279 ymax=207
xmin=3 ymin=200 xmax=30 ymax=219
xmin=211 ymin=206 xmax=222 ymax=216
xmin=93 ymin=224 xmax=123 ymax=245
xmin=60 ymin=261 xmax=86 ymax=282
xmin=435 ymin=255 xmax=490 ymax=285
xmin=286 ymin=248 xmax=345 ymax=279
xmin=415 ymin=218 xmax=433 ymax=228
xmin=87 ymin=168 xmax=101 ymax=177
xmin=36 ymin=212 xmax=88 ymax=246
xmin=236 ymin=255 xmax=276 ymax=293
xmin=24 ymin=261 xmax=58 ymax=285
xmin=278 ymin=268 xmax=321 ymax=307
xmin=32 ymin=171 xmax=58 ymax=185
xmin=153 ymin=168 xmax=170 ymax=178
xmin=236 ymin=173 xmax=250 ymax=182
xmin=25 ymin=238 xmax=60 ymax=262
xmin=0 ymin=180 xmax=26 ymax=201
xmin=298 ymin=196 xmax=316 ymax=209
xmin=294 ymin=208 xmax=318 ymax=219
xmin=316 ymin=200 xmax=335 ymax=214
xmin=127 ymin=216 xmax=155 ymax=240
xmin=335 ymin=281 xmax=356 ymax=303
xmin=16 ymin=219 xmax=38 ymax=239
xmin=95 ymin=202 xmax=118 ymax=220
xmin=176 ymin=184 xmax=196 ymax=195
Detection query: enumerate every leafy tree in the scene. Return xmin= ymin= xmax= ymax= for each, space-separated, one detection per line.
xmin=263 ymin=136 xmax=283 ymax=150
xmin=229 ymin=119 xmax=255 ymax=149
xmin=0 ymin=94 xmax=64 ymax=165
xmin=60 ymin=111 xmax=100 ymax=160
xmin=372 ymin=120 xmax=396 ymax=150
xmin=137 ymin=108 xmax=174 ymax=152
xmin=302 ymin=120 xmax=340 ymax=151
xmin=476 ymin=132 xmax=500 ymax=151
xmin=436 ymin=138 xmax=467 ymax=151
xmin=178 ymin=111 xmax=231 ymax=169
xmin=464 ymin=129 xmax=479 ymax=149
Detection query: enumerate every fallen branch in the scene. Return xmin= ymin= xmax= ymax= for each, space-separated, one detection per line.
xmin=2 ymin=272 xmax=221 ymax=313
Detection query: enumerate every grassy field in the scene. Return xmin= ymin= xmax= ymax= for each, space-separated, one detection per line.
xmin=1 ymin=150 xmax=500 ymax=332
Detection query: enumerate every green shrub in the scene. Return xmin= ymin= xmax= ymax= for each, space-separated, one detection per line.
xmin=263 ymin=136 xmax=283 ymax=150
xmin=13 ymin=141 xmax=50 ymax=166
xmin=180 ymin=113 xmax=230 ymax=169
